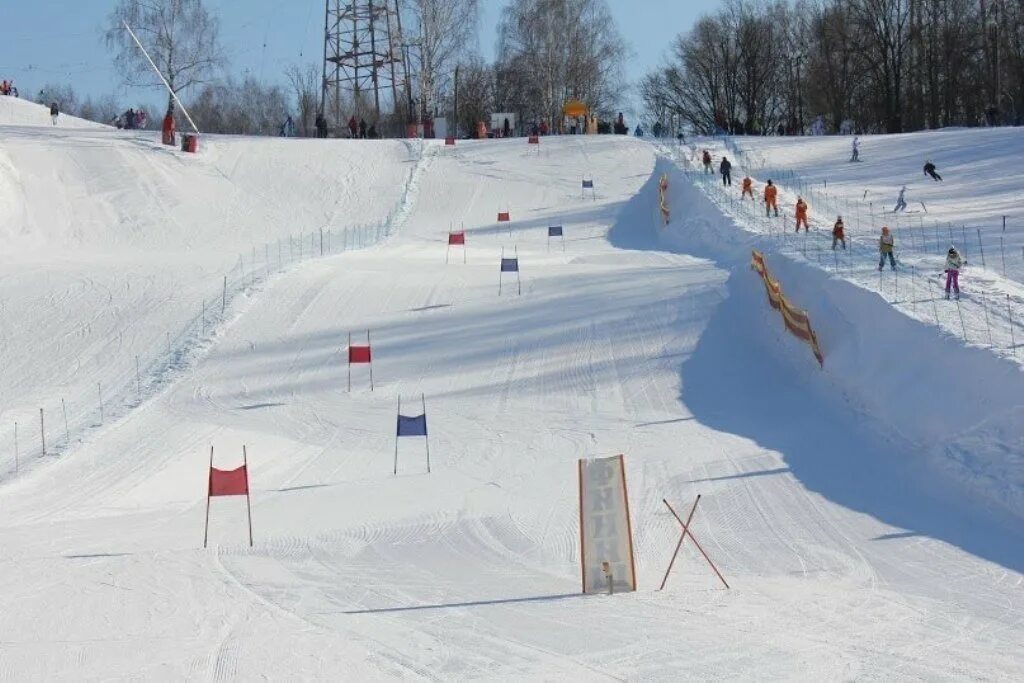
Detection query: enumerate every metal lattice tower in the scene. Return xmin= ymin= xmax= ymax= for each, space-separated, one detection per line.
xmin=321 ymin=0 xmax=411 ymax=132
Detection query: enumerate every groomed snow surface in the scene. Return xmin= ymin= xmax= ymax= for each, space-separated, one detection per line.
xmin=0 ymin=97 xmax=1022 ymax=680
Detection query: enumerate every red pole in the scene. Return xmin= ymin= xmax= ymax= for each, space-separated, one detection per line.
xmin=243 ymin=445 xmax=253 ymax=547
xmin=664 ymin=496 xmax=729 ymax=589
xmin=203 ymin=446 xmax=213 ymax=548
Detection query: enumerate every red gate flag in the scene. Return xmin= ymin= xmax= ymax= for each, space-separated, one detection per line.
xmin=497 ymin=211 xmax=511 ymax=222
xmin=349 ymin=346 xmax=372 ymax=363
xmin=527 ymin=135 xmax=539 ymax=144
xmin=448 ymin=232 xmax=465 ymax=245
xmin=203 ymin=446 xmax=253 ymax=548
xmin=348 ymin=330 xmax=374 ymax=391
xmin=444 ymin=136 xmax=456 ymax=146
xmin=210 ymin=465 xmax=249 ymax=496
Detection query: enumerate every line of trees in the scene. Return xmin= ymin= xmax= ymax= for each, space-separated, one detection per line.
xmin=35 ymin=0 xmax=629 ymax=137
xmin=642 ymin=0 xmax=1024 ymax=136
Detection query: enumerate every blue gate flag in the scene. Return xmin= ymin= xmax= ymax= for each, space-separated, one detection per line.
xmin=582 ymin=179 xmax=594 ymax=189
xmin=548 ymin=225 xmax=563 ymax=237
xmin=500 ymin=258 xmax=519 ymax=272
xmin=397 ymin=414 xmax=428 ymax=437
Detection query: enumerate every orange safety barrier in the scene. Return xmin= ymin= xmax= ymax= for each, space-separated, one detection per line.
xmin=751 ymin=250 xmax=824 ymax=367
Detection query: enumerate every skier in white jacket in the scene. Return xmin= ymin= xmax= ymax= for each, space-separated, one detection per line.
xmin=945 ymin=247 xmax=965 ymax=299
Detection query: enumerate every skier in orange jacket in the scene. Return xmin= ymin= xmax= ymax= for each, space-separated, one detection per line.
xmin=795 ymin=197 xmax=809 ymax=232
xmin=764 ymin=180 xmax=778 ymax=217
xmin=741 ymin=175 xmax=754 ymax=199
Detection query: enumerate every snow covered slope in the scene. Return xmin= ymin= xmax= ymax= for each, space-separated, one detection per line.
xmin=0 ymin=94 xmax=106 ymax=129
xmin=0 ymin=125 xmax=1021 ymax=680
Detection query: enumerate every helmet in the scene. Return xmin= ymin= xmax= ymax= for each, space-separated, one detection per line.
xmin=882 ymin=226 xmax=890 ymax=233
xmin=948 ymin=246 xmax=957 ymax=254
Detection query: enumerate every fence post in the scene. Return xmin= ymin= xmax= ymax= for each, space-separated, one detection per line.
xmin=40 ymin=408 xmax=46 ymax=456
xmin=320 ymin=227 xmax=324 ymax=256
xmin=976 ymin=228 xmax=986 ymax=267
xmin=135 ymin=355 xmax=141 ymax=402
xmin=14 ymin=421 xmax=19 ymax=473
xmin=98 ymin=381 xmax=104 ymax=424
xmin=999 ymin=235 xmax=1006 ymax=277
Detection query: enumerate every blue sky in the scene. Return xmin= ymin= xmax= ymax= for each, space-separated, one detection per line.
xmin=0 ymin=1 xmax=711 ymax=109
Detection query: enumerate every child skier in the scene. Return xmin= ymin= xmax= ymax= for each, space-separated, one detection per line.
xmin=944 ymin=247 xmax=966 ymax=299
xmin=832 ymin=216 xmax=846 ymax=250
xmin=893 ymin=185 xmax=907 ymax=212
xmin=850 ymin=136 xmax=860 ymax=162
xmin=878 ymin=226 xmax=896 ymax=271
xmin=923 ymin=160 xmax=942 ymax=181
xmin=702 ymin=150 xmax=713 ymax=174
xmin=720 ymin=156 xmax=732 ymax=186
xmin=764 ymin=180 xmax=779 ymax=217
xmin=795 ymin=197 xmax=809 ymax=232
xmin=50 ymin=102 xmax=59 ymax=126
xmin=741 ymin=175 xmax=754 ymax=199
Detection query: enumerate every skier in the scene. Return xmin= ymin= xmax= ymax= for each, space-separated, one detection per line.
xmin=893 ymin=185 xmax=907 ymax=212
xmin=720 ymin=156 xmax=732 ymax=186
xmin=702 ymin=150 xmax=712 ymax=174
xmin=923 ymin=160 xmax=942 ymax=181
xmin=741 ymin=175 xmax=754 ymax=199
xmin=944 ymin=247 xmax=966 ymax=299
xmin=348 ymin=115 xmax=358 ymax=138
xmin=832 ymin=216 xmax=846 ymax=250
xmin=49 ymin=101 xmax=59 ymax=126
xmin=878 ymin=226 xmax=896 ymax=271
xmin=764 ymin=179 xmax=779 ymax=217
xmin=358 ymin=118 xmax=367 ymax=139
xmin=795 ymin=197 xmax=809 ymax=232
xmin=315 ymin=113 xmax=327 ymax=138
xmin=850 ymin=136 xmax=860 ymax=162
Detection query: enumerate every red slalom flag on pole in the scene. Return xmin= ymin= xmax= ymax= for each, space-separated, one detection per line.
xmin=203 ymin=446 xmax=253 ymax=548
xmin=347 ymin=330 xmax=374 ymax=391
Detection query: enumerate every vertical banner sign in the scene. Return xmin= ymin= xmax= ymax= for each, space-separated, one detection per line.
xmin=578 ymin=454 xmax=637 ymax=594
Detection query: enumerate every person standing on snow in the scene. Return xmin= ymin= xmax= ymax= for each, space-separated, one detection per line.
xmin=720 ymin=156 xmax=732 ymax=186
xmin=358 ymin=118 xmax=367 ymax=139
xmin=795 ymin=196 xmax=809 ymax=232
xmin=923 ymin=160 xmax=942 ymax=181
xmin=741 ymin=175 xmax=754 ymax=199
xmin=850 ymin=136 xmax=860 ymax=162
xmin=832 ymin=216 xmax=846 ymax=250
xmin=893 ymin=185 xmax=908 ymax=212
xmin=878 ymin=226 xmax=896 ymax=271
xmin=764 ymin=179 xmax=779 ymax=217
xmin=702 ymin=149 xmax=712 ymax=174
xmin=348 ymin=115 xmax=358 ymax=138
xmin=50 ymin=101 xmax=59 ymax=126
xmin=944 ymin=247 xmax=966 ymax=299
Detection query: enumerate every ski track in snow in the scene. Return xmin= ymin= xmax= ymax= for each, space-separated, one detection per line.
xmin=0 ymin=98 xmax=1021 ymax=679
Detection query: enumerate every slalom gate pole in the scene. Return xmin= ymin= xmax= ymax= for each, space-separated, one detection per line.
xmin=347 ymin=332 xmax=352 ymax=392
xmin=422 ymin=393 xmax=431 ymax=474
xmin=243 ymin=445 xmax=253 ymax=547
xmin=367 ymin=330 xmax=374 ymax=391
xmin=203 ymin=446 xmax=213 ymax=548
xmin=394 ymin=396 xmax=400 ymax=476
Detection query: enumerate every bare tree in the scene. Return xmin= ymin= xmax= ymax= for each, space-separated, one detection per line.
xmin=287 ymin=63 xmax=321 ymax=137
xmin=498 ymin=0 xmax=627 ymax=128
xmin=104 ymin=0 xmax=224 ymax=118
xmin=404 ymin=0 xmax=479 ymax=122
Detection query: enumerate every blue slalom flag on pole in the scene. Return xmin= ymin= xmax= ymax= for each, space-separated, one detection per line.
xmin=395 ymin=394 xmax=431 ymax=475
xmin=582 ymin=179 xmax=594 ymax=189
xmin=548 ymin=226 xmax=563 ymax=237
xmin=500 ymin=258 xmax=519 ymax=272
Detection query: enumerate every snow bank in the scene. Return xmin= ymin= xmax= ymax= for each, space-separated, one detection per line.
xmin=618 ymin=155 xmax=1024 ymax=525
xmin=0 ymin=94 xmax=107 ymax=129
